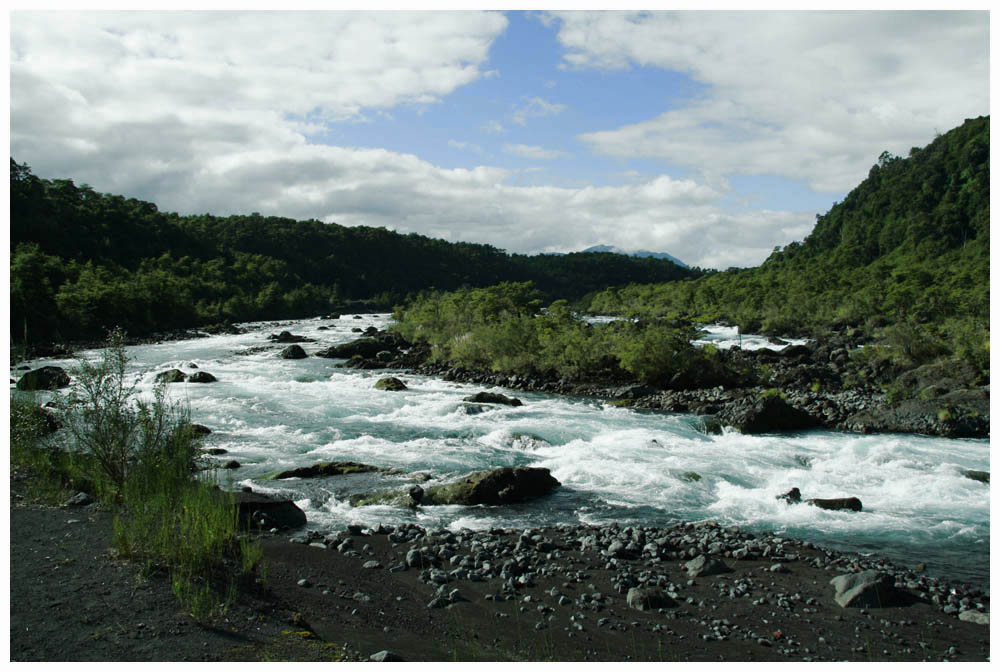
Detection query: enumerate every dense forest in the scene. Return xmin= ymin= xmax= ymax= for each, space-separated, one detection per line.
xmin=589 ymin=117 xmax=989 ymax=340
xmin=393 ymin=117 xmax=989 ymax=386
xmin=9 ymin=161 xmax=696 ymax=345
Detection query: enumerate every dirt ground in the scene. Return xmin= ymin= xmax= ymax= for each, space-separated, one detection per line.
xmin=8 ymin=489 xmax=991 ymax=663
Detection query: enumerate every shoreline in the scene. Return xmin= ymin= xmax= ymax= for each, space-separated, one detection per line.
xmin=10 ymin=491 xmax=990 ymax=662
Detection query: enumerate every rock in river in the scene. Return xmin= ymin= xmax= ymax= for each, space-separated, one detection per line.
xmin=424 ymin=466 xmax=559 ymax=505
xmin=16 ymin=366 xmax=70 ymax=391
xmin=375 ymin=377 xmax=408 ymax=391
xmin=462 ymin=391 xmax=523 ymax=407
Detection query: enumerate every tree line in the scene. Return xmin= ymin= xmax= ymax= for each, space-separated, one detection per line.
xmin=10 ymin=160 xmax=696 ymax=345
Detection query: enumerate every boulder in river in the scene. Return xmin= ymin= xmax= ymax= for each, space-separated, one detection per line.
xmin=314 ymin=338 xmax=385 ymax=359
xmin=462 ymin=391 xmax=523 ymax=407
xmin=424 ymin=466 xmax=559 ymax=505
xmin=188 ymin=371 xmax=217 ymax=383
xmin=268 ymin=461 xmax=391 ymax=480
xmin=280 ymin=344 xmax=308 ymax=359
xmin=16 ymin=366 xmax=70 ymax=391
xmin=155 ymin=368 xmax=188 ymax=383
xmin=807 ymin=497 xmax=862 ymax=512
xmin=374 ymin=377 xmax=408 ymax=391
xmin=777 ymin=487 xmax=802 ymax=504
xmin=962 ymin=470 xmax=989 ymax=484
xmin=268 ymin=330 xmax=314 ymax=343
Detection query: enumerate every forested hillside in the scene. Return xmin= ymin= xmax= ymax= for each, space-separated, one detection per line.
xmin=9 ymin=161 xmax=695 ymax=345
xmin=589 ymin=117 xmax=989 ymax=344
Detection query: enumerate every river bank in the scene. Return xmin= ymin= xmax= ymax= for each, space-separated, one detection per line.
xmin=10 ymin=485 xmax=990 ymax=662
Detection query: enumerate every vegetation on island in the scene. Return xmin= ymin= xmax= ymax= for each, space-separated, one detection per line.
xmin=393 ymin=118 xmax=989 ymax=391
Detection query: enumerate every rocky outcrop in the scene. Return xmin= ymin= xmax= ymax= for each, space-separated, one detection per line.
xmin=719 ymin=395 xmax=820 ymax=434
xmin=16 ymin=366 xmax=70 ymax=391
xmin=962 ymin=470 xmax=989 ymax=484
xmin=844 ymin=389 xmax=989 ymax=438
xmin=315 ymin=339 xmax=385 ymax=360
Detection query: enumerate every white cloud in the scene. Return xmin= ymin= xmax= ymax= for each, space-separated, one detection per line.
xmin=549 ymin=10 xmax=989 ymax=193
xmin=482 ymin=120 xmax=506 ymax=134
xmin=8 ymin=10 xmax=846 ymax=270
xmin=503 ymin=144 xmax=570 ymax=160
xmin=511 ymin=96 xmax=567 ymax=126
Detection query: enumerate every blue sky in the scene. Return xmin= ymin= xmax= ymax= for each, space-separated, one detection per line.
xmin=9 ymin=10 xmax=990 ymax=269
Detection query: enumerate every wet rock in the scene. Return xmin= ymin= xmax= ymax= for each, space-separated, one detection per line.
xmin=425 ymin=466 xmax=559 ymax=505
xmin=268 ymin=461 xmax=389 ymax=480
xmin=188 ymin=371 xmax=217 ymax=383
xmin=268 ymin=331 xmax=314 ymax=344
xmin=187 ymin=423 xmax=212 ymax=436
xmin=16 ymin=366 xmax=71 ymax=391
xmin=721 ymin=395 xmax=819 ymax=434
xmin=375 ymin=377 xmax=407 ymax=391
xmin=462 ymin=392 xmax=523 ymax=407
xmin=807 ymin=497 xmax=862 ymax=512
xmin=279 ymin=344 xmax=308 ymax=359
xmin=777 ymin=487 xmax=802 ymax=504
xmin=962 ymin=470 xmax=989 ymax=484
xmin=155 ymin=368 xmax=187 ymax=383
xmin=315 ymin=338 xmax=384 ymax=359
xmin=369 ymin=650 xmax=404 ymax=662
xmin=829 ymin=570 xmax=900 ymax=608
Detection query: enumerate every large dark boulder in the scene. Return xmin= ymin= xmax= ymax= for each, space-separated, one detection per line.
xmin=808 ymin=497 xmax=863 ymax=512
xmin=16 ymin=366 xmax=70 ymax=391
xmin=268 ymin=331 xmax=314 ymax=343
xmin=314 ymin=338 xmax=384 ymax=359
xmin=188 ymin=371 xmax=217 ymax=383
xmin=268 ymin=461 xmax=389 ymax=480
xmin=234 ymin=491 xmax=307 ymax=530
xmin=374 ymin=377 xmax=408 ymax=391
xmin=279 ymin=344 xmax=308 ymax=359
xmin=425 ymin=466 xmax=559 ymax=505
xmin=462 ymin=391 xmax=523 ymax=407
xmin=721 ymin=395 xmax=819 ymax=434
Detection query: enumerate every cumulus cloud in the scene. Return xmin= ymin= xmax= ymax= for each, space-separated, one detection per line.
xmin=550 ymin=10 xmax=989 ymax=192
xmin=503 ymin=143 xmax=570 ymax=160
xmin=9 ymin=10 xmax=843 ymax=269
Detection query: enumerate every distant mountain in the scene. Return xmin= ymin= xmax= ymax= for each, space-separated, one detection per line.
xmin=581 ymin=245 xmax=688 ymax=268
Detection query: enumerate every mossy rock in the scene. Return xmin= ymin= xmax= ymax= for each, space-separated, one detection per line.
xmin=155 ymin=368 xmax=188 ymax=383
xmin=375 ymin=377 xmax=407 ymax=391
xmin=424 ymin=466 xmax=558 ymax=505
xmin=267 ymin=461 xmax=391 ymax=480
xmin=680 ymin=472 xmax=702 ymax=482
xmin=188 ymin=371 xmax=217 ymax=383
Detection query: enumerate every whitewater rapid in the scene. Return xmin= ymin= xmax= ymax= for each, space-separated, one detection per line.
xmin=16 ymin=314 xmax=990 ymax=585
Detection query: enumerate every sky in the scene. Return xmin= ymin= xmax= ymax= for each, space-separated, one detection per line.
xmin=8 ymin=9 xmax=991 ymax=270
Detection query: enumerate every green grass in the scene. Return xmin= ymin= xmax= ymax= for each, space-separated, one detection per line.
xmin=10 ymin=330 xmax=264 ymax=620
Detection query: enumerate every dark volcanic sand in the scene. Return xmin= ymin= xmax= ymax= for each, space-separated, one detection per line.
xmin=9 ymin=492 xmax=990 ymax=662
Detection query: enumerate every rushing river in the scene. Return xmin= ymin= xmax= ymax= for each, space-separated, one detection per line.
xmin=16 ymin=314 xmax=990 ymax=586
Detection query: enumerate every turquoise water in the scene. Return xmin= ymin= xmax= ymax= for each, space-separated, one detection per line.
xmin=19 ymin=315 xmax=990 ymax=585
